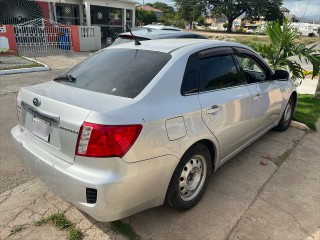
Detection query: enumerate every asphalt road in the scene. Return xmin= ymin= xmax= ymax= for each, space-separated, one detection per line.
xmin=0 ymin=52 xmax=89 ymax=193
xmin=0 ymin=70 xmax=63 ymax=193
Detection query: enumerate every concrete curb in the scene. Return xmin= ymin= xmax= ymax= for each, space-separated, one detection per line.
xmin=290 ymin=120 xmax=310 ymax=131
xmin=0 ymin=56 xmax=49 ymax=75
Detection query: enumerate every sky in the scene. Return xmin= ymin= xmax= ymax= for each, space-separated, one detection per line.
xmin=138 ymin=0 xmax=320 ymax=20
xmin=282 ymin=0 xmax=320 ymax=19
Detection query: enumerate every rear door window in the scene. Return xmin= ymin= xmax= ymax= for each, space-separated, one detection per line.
xmin=55 ymin=49 xmax=171 ymax=98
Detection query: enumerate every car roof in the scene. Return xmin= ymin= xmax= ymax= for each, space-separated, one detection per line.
xmin=109 ymin=39 xmax=252 ymax=54
xmin=118 ymin=29 xmax=206 ymax=40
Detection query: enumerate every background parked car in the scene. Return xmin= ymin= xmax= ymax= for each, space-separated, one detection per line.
xmin=112 ymin=29 xmax=208 ymax=46
xmin=136 ymin=24 xmax=182 ymax=31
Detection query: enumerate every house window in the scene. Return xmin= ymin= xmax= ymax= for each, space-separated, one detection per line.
xmin=56 ymin=3 xmax=80 ymax=25
xmin=90 ymin=6 xmax=124 ymax=41
xmin=109 ymin=8 xmax=123 ymax=27
xmin=126 ymin=10 xmax=132 ymax=27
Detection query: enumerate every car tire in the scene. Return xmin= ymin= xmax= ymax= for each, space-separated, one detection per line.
xmin=274 ymin=96 xmax=294 ymax=131
xmin=166 ymin=143 xmax=212 ymax=211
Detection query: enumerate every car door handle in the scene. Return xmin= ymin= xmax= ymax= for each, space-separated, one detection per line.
xmin=253 ymin=93 xmax=263 ymax=101
xmin=206 ymin=105 xmax=222 ymax=114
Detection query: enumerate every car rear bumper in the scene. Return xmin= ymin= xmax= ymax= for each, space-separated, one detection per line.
xmin=11 ymin=125 xmax=178 ymax=221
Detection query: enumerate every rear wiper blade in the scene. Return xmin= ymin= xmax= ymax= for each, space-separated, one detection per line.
xmin=54 ymin=74 xmax=76 ymax=82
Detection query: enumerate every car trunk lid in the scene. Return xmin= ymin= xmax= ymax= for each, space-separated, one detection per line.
xmin=17 ymin=81 xmax=132 ymax=164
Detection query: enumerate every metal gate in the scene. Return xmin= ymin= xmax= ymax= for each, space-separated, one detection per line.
xmin=14 ymin=18 xmax=73 ymax=54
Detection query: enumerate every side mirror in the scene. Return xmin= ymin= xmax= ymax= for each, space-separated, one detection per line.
xmin=273 ymin=70 xmax=289 ymax=81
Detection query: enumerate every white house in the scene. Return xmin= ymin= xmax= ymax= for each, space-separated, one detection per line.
xmin=292 ymin=22 xmax=320 ymax=36
xmin=0 ymin=0 xmax=137 ymax=44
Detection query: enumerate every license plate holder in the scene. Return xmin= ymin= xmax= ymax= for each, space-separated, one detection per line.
xmin=30 ymin=117 xmax=51 ymax=142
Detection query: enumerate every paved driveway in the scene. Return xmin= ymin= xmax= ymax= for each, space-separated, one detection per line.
xmin=122 ymin=128 xmax=319 ymax=240
xmin=2 ymin=126 xmax=319 ymax=240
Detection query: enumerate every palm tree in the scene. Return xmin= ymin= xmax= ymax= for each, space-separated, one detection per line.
xmin=251 ymin=19 xmax=320 ymax=98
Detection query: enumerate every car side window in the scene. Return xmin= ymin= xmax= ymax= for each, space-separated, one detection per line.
xmin=177 ymin=35 xmax=196 ymax=38
xmin=236 ymin=54 xmax=267 ymax=84
xmin=177 ymin=34 xmax=207 ymax=39
xmin=195 ymin=35 xmax=208 ymax=39
xmin=181 ymin=53 xmax=198 ymax=95
xmin=199 ymin=54 xmax=241 ymax=91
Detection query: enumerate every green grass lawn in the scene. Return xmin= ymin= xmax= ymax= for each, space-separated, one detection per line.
xmin=192 ymin=29 xmax=320 ymax=46
xmin=0 ymin=55 xmax=44 ymax=70
xmin=293 ymin=94 xmax=320 ymax=131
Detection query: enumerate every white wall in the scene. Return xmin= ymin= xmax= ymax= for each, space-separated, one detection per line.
xmin=79 ymin=26 xmax=101 ymax=51
xmin=292 ymin=22 xmax=320 ymax=36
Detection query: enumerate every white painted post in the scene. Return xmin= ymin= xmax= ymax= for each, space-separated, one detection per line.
xmin=123 ymin=9 xmax=127 ymax=31
xmin=48 ymin=3 xmax=54 ymax=22
xmin=132 ymin=9 xmax=136 ymax=28
xmin=85 ymin=2 xmax=91 ymax=26
xmin=52 ymin=2 xmax=57 ymax=22
xmin=79 ymin=3 xmax=84 ymax=26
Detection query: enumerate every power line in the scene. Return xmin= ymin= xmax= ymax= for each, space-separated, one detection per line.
xmin=300 ymin=0 xmax=311 ymax=23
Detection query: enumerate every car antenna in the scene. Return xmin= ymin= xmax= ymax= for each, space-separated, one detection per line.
xmin=126 ymin=24 xmax=141 ymax=45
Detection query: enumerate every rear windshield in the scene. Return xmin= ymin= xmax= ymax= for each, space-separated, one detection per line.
xmin=55 ymin=49 xmax=171 ymax=98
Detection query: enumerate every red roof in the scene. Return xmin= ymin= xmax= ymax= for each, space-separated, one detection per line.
xmin=139 ymin=5 xmax=163 ymax=13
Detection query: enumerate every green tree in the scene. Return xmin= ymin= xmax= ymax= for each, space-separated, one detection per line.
xmin=197 ymin=15 xmax=205 ymax=26
xmin=207 ymin=0 xmax=283 ymax=32
xmin=146 ymin=2 xmax=177 ymax=26
xmin=173 ymin=0 xmax=206 ymax=25
xmin=135 ymin=7 xmax=157 ymax=26
xmin=251 ymin=20 xmax=320 ymax=98
xmin=146 ymin=2 xmax=175 ymax=15
xmin=160 ymin=12 xmax=176 ymax=26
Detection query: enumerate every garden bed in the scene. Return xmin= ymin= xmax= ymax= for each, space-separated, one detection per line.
xmin=0 ymin=55 xmax=44 ymax=70
xmin=0 ymin=55 xmax=49 ymax=75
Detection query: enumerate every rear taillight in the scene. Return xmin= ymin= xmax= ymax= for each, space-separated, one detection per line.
xmin=76 ymin=122 xmax=142 ymax=158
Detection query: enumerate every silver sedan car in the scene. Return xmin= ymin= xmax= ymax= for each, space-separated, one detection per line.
xmin=11 ymin=39 xmax=296 ymax=221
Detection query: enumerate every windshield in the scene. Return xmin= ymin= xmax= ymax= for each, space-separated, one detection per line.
xmin=54 ymin=49 xmax=172 ymax=98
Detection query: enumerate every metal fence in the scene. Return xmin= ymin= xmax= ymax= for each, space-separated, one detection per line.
xmin=13 ymin=18 xmax=73 ymax=54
